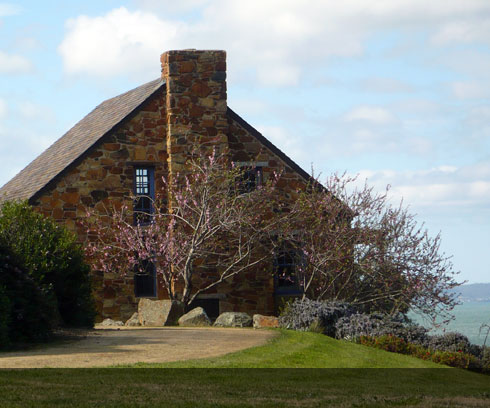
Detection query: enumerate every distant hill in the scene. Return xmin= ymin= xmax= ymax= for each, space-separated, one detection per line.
xmin=452 ymin=283 xmax=490 ymax=302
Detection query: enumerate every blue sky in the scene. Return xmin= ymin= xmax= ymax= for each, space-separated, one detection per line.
xmin=1 ymin=0 xmax=489 ymax=283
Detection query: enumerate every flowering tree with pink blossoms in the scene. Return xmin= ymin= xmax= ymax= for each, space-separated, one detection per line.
xmin=85 ymin=151 xmax=283 ymax=308
xmin=85 ymin=148 xmax=460 ymax=322
xmin=279 ymin=173 xmax=461 ymax=324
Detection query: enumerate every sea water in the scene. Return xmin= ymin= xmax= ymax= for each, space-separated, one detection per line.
xmin=410 ymin=302 xmax=490 ymax=346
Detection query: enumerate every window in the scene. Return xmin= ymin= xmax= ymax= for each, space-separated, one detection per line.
xmin=134 ymin=167 xmax=154 ymax=225
xmin=274 ymin=249 xmax=302 ymax=295
xmin=134 ymin=259 xmax=157 ymax=298
xmin=237 ymin=166 xmax=262 ymax=194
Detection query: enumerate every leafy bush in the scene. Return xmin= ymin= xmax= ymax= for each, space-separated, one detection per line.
xmin=335 ymin=313 xmax=429 ymax=345
xmin=0 ymin=285 xmax=10 ymax=348
xmin=0 ymin=241 xmax=58 ymax=347
xmin=0 ymin=201 xmax=95 ymax=327
xmin=359 ymin=335 xmax=475 ymax=370
xmin=425 ymin=332 xmax=471 ymax=354
xmin=279 ymin=298 xmax=355 ymax=336
xmin=481 ymin=346 xmax=490 ymax=373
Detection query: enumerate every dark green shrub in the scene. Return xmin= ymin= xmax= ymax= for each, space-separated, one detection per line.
xmin=279 ymin=298 xmax=355 ymax=336
xmin=0 ymin=241 xmax=58 ymax=347
xmin=0 ymin=285 xmax=10 ymax=348
xmin=0 ymin=201 xmax=95 ymax=327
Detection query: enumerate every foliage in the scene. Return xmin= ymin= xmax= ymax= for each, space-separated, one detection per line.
xmin=86 ymin=149 xmax=281 ymax=307
xmin=0 ymin=285 xmax=10 ymax=348
xmin=425 ymin=332 xmax=472 ymax=354
xmin=358 ymin=335 xmax=476 ymax=370
xmin=335 ymin=313 xmax=429 ymax=344
xmin=0 ymin=201 xmax=95 ymax=327
xmin=86 ymin=149 xmax=460 ymax=320
xmin=280 ymin=173 xmax=461 ymax=323
xmin=481 ymin=346 xmax=490 ymax=373
xmin=279 ymin=298 xmax=355 ymax=336
xmin=0 ymin=240 xmax=58 ymax=347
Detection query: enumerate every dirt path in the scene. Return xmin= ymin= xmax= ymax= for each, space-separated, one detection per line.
xmin=0 ymin=326 xmax=276 ymax=368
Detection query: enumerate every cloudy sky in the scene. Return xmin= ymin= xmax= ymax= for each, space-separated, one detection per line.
xmin=1 ymin=1 xmax=489 ymax=283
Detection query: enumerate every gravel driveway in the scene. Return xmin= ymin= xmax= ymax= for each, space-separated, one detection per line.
xmin=0 ymin=326 xmax=276 ymax=368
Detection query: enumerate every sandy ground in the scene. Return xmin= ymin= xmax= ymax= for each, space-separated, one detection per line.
xmin=0 ymin=326 xmax=276 ymax=368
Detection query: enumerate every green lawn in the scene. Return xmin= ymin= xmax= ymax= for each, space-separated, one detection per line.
xmin=0 ymin=329 xmax=489 ymax=407
xmin=125 ymin=329 xmax=446 ymax=368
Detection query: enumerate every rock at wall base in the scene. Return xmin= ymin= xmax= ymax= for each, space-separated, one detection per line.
xmin=213 ymin=312 xmax=252 ymax=328
xmin=253 ymin=314 xmax=279 ymax=329
xmin=125 ymin=312 xmax=141 ymax=327
xmin=100 ymin=318 xmax=124 ymax=327
xmin=178 ymin=307 xmax=211 ymax=327
xmin=138 ymin=299 xmax=184 ymax=326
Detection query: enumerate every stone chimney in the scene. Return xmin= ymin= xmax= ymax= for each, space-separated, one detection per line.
xmin=161 ymin=49 xmax=228 ymax=173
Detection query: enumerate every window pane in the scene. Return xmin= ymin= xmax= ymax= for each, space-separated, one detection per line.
xmin=274 ymin=249 xmax=302 ymax=295
xmin=134 ymin=167 xmax=154 ymax=225
xmin=134 ymin=260 xmax=156 ymax=297
xmin=237 ymin=167 xmax=262 ymax=193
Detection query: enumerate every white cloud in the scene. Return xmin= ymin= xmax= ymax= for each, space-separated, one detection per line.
xmin=0 ymin=3 xmax=20 ymax=17
xmin=256 ymin=124 xmax=307 ymax=163
xmin=17 ymin=101 xmax=55 ymax=122
xmin=357 ymin=162 xmax=490 ymax=210
xmin=0 ymin=50 xmax=33 ymax=74
xmin=135 ymin=0 xmax=211 ymax=15
xmin=58 ymin=7 xmax=185 ymax=78
xmin=0 ymin=126 xmax=54 ymax=187
xmin=58 ymin=1 xmax=490 ymax=86
xmin=451 ymin=81 xmax=490 ymax=99
xmin=344 ymin=106 xmax=396 ymax=124
xmin=437 ymin=50 xmax=490 ymax=79
xmin=431 ymin=20 xmax=490 ymax=46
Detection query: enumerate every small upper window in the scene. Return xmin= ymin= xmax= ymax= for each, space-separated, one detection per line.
xmin=238 ymin=167 xmax=262 ymax=194
xmin=134 ymin=167 xmax=154 ymax=225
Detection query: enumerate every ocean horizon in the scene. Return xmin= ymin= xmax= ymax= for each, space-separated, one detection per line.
xmin=410 ymin=302 xmax=490 ymax=346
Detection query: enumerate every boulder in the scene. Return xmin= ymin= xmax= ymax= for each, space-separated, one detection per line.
xmin=138 ymin=299 xmax=184 ymax=326
xmin=178 ymin=307 xmax=211 ymax=327
xmin=100 ymin=318 xmax=124 ymax=327
xmin=213 ymin=312 xmax=252 ymax=328
xmin=253 ymin=314 xmax=279 ymax=329
xmin=125 ymin=312 xmax=141 ymax=327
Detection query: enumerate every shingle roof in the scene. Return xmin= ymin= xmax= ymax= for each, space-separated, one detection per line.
xmin=0 ymin=78 xmax=165 ymax=202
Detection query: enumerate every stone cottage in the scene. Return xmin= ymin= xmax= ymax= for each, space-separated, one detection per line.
xmin=0 ymin=49 xmax=313 ymax=321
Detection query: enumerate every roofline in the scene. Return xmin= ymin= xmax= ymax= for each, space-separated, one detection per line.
xmin=29 ymin=80 xmax=166 ymax=204
xmin=227 ymin=107 xmax=354 ymax=217
xmin=226 ymin=107 xmax=314 ymax=183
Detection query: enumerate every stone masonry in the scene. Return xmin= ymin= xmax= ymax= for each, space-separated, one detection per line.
xmin=19 ymin=50 xmax=310 ymax=321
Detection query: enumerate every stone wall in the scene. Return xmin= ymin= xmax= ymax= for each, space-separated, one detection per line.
xmin=32 ymin=88 xmax=168 ymax=321
xmin=31 ymin=50 xmax=310 ymax=321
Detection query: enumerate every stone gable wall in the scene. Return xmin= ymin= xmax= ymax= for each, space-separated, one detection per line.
xmin=30 ymin=50 xmax=311 ymax=322
xmin=32 ymin=88 xmax=168 ymax=320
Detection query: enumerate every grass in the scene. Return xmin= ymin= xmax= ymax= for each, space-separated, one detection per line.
xmin=123 ymin=329 xmax=445 ymax=368
xmin=0 ymin=329 xmax=489 ymax=407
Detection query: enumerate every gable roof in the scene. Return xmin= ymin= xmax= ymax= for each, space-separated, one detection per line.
xmin=0 ymin=78 xmax=165 ymax=202
xmin=0 ymin=78 xmax=312 ymax=203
